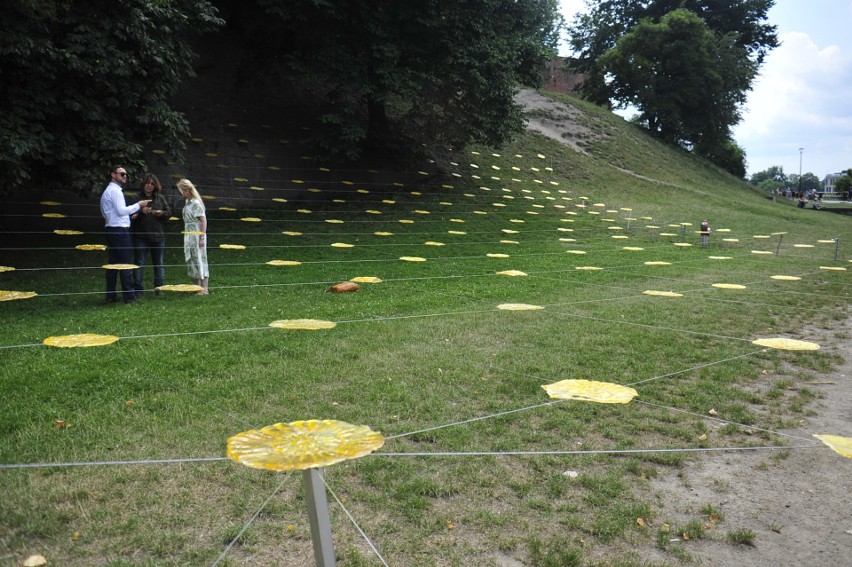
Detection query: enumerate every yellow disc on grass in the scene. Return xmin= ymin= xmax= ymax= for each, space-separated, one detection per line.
xmin=542 ymin=379 xmax=638 ymax=404
xmin=76 ymin=244 xmax=106 ymax=251
xmin=282 ymin=231 xmax=302 ymax=236
xmin=54 ymin=229 xmax=83 ymax=235
xmin=487 ymin=253 xmax=510 ymax=258
xmin=497 ymin=270 xmax=527 ymax=276
xmin=752 ymin=338 xmax=820 ymax=351
xmin=819 ymin=266 xmax=846 ymax=271
xmin=42 ymin=213 xmax=66 ymax=218
xmin=751 ymin=250 xmax=773 ymax=255
xmin=770 ymin=275 xmax=801 ymax=281
xmin=642 ymin=290 xmax=683 ymax=298
xmin=156 ymin=284 xmax=204 ymax=293
xmin=400 ymin=256 xmax=427 ymax=262
xmin=103 ymin=264 xmax=138 ymax=270
xmin=0 ymin=266 xmax=14 ymax=272
xmin=227 ymin=420 xmax=384 ymax=471
xmin=350 ymin=277 xmax=382 ymax=284
xmin=497 ymin=303 xmax=544 ymax=311
xmin=331 ymin=243 xmax=354 ymax=248
xmin=712 ymin=283 xmax=747 ymax=290
xmin=374 ymin=232 xmax=394 ymax=236
xmin=576 ymin=266 xmax=602 ymax=271
xmin=267 ymin=260 xmax=301 ymax=266
xmin=220 ymin=244 xmax=246 ymax=250
xmin=709 ymin=256 xmax=733 ymax=260
xmin=241 ymin=217 xmax=262 ymax=223
xmin=424 ymin=241 xmax=445 ymax=246
xmin=269 ymin=319 xmax=337 ymax=330
xmin=0 ymin=290 xmax=37 ymax=301
xmin=43 ymin=334 xmax=119 ymax=348
xmin=644 ymin=261 xmax=671 ymax=266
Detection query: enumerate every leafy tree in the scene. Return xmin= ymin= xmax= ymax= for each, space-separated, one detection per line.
xmin=787 ymin=172 xmax=821 ymax=193
xmin=568 ymin=1 xmax=776 ymax=175
xmin=0 ymin=0 xmax=222 ymax=196
xmin=241 ymin=0 xmax=563 ymax=160
xmin=749 ymin=165 xmax=786 ymax=185
xmin=831 ymin=169 xmax=852 ymax=195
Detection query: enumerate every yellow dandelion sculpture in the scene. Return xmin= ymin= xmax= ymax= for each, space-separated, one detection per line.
xmin=0 ymin=266 xmax=14 ymax=273
xmin=156 ymin=284 xmax=204 ymax=293
xmin=42 ymin=213 xmax=66 ymax=218
xmin=673 ymin=242 xmax=692 ymax=247
xmin=771 ymin=275 xmax=801 ymax=281
xmin=43 ymin=334 xmax=119 ymax=348
xmin=752 ymin=338 xmax=820 ymax=351
xmin=0 ymin=290 xmax=37 ymax=301
xmin=820 ymin=266 xmax=847 ymax=271
xmin=575 ymin=266 xmax=603 ymax=271
xmin=41 ymin=200 xmax=62 ymax=206
xmin=54 ymin=229 xmax=84 ymax=235
xmin=269 ymin=319 xmax=337 ymax=330
xmin=281 ymin=231 xmax=303 ymax=236
xmin=227 ymin=420 xmax=384 ymax=471
xmin=374 ymin=231 xmax=394 ymax=236
xmin=644 ymin=261 xmax=671 ymax=266
xmin=712 ymin=283 xmax=747 ymax=290
xmin=350 ymin=276 xmax=382 ymax=284
xmin=103 ymin=263 xmax=139 ymax=270
xmin=542 ymin=379 xmax=638 ymax=404
xmin=487 ymin=253 xmax=510 ymax=258
xmin=623 ymin=247 xmax=644 ymax=251
xmin=751 ymin=250 xmax=773 ymax=255
xmin=76 ymin=244 xmax=106 ymax=251
xmin=266 ymin=260 xmax=302 ymax=267
xmin=565 ymin=250 xmax=587 ymax=255
xmin=642 ymin=290 xmax=683 ymax=298
xmin=497 ymin=303 xmax=544 ymax=311
xmin=497 ymin=270 xmax=527 ymax=276
xmin=400 ymin=256 xmax=427 ymax=262
xmin=709 ymin=256 xmax=733 ymax=260
xmin=220 ymin=244 xmax=246 ymax=250
xmin=241 ymin=217 xmax=262 ymax=223
xmin=813 ymin=434 xmax=852 ymax=459
xmin=447 ymin=230 xmax=467 ymax=235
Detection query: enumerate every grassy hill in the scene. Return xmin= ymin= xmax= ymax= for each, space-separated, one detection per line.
xmin=1 ymin=88 xmax=850 ymax=566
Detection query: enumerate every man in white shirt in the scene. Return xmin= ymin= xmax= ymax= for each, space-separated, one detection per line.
xmin=100 ymin=166 xmax=150 ymax=303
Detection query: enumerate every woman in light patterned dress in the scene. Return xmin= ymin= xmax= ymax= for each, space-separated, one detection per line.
xmin=176 ymin=179 xmax=209 ymax=295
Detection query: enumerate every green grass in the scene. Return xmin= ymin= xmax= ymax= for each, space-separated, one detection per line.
xmin=1 ymin=90 xmax=850 ymax=566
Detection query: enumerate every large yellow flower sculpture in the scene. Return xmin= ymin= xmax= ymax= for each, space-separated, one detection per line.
xmin=76 ymin=244 xmax=107 ymax=251
xmin=642 ymin=290 xmax=683 ymax=298
xmin=103 ymin=263 xmax=139 ymax=270
xmin=43 ymin=334 xmax=119 ymax=348
xmin=752 ymin=338 xmax=820 ymax=351
xmin=156 ymin=284 xmax=204 ymax=293
xmin=497 ymin=303 xmax=544 ymax=311
xmin=267 ymin=260 xmax=301 ymax=266
xmin=350 ymin=276 xmax=382 ymax=283
xmin=542 ymin=379 xmax=638 ymax=404
xmin=269 ymin=319 xmax=337 ymax=330
xmin=0 ymin=266 xmax=15 ymax=273
xmin=227 ymin=420 xmax=385 ymax=471
xmin=813 ymin=434 xmax=852 ymax=458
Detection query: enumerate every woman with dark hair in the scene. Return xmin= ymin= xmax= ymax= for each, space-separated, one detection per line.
xmin=131 ymin=173 xmax=171 ymax=297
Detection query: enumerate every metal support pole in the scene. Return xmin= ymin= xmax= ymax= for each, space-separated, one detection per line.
xmin=775 ymin=234 xmax=784 ymax=256
xmin=834 ymin=238 xmax=840 ymax=261
xmin=303 ymin=468 xmax=336 ymax=567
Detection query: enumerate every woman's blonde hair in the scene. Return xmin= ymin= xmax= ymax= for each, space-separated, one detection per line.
xmin=177 ymin=179 xmax=203 ymax=203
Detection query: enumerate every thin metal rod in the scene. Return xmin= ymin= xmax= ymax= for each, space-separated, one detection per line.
xmin=303 ymin=468 xmax=336 ymax=567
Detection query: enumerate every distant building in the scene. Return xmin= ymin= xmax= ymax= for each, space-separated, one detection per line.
xmin=542 ymin=57 xmax=586 ymax=97
xmin=823 ymin=172 xmax=846 ymax=193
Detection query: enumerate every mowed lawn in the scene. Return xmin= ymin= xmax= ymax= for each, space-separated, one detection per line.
xmin=2 ymin=102 xmax=851 ymax=566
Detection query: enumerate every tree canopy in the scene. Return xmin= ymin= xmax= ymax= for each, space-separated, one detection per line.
xmin=1 ymin=0 xmax=222 ymax=195
xmin=229 ymin=0 xmax=563 ymax=160
xmin=568 ymin=0 xmax=777 ymax=176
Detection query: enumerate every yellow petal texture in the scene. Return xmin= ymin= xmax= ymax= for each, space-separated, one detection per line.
xmin=43 ymin=213 xmax=66 ymax=218
xmin=709 ymin=256 xmax=733 ymax=260
xmin=0 ymin=290 xmax=37 ymax=301
xmin=219 ymin=244 xmax=246 ymax=250
xmin=712 ymin=283 xmax=747 ymax=290
xmin=642 ymin=290 xmax=683 ymax=298
xmin=575 ymin=266 xmax=602 ymax=271
xmin=76 ymin=244 xmax=106 ymax=251
xmin=266 ymin=260 xmax=301 ymax=266
xmin=102 ymin=264 xmax=139 ymax=270
xmin=331 ymin=243 xmax=354 ymax=248
xmin=819 ymin=266 xmax=846 ymax=271
xmin=282 ymin=231 xmax=302 ymax=236
xmin=542 ymin=379 xmax=638 ymax=404
xmin=54 ymin=229 xmax=83 ymax=235
xmin=269 ymin=319 xmax=337 ymax=330
xmin=43 ymin=333 xmax=119 ymax=348
xmin=241 ymin=217 xmax=262 ymax=222
xmin=813 ymin=434 xmax=852 ymax=458
xmin=751 ymin=250 xmax=773 ymax=255
xmin=0 ymin=266 xmax=15 ymax=272
xmin=771 ymin=275 xmax=801 ymax=281
xmin=400 ymin=256 xmax=427 ymax=262
xmin=644 ymin=261 xmax=671 ymax=266
xmin=497 ymin=303 xmax=544 ymax=311
xmin=227 ymin=419 xmax=384 ymax=471
xmin=497 ymin=270 xmax=527 ymax=276
xmin=674 ymin=242 xmax=692 ymax=247
xmin=487 ymin=253 xmax=510 ymax=258
xmin=350 ymin=276 xmax=382 ymax=283
xmin=752 ymin=338 xmax=820 ymax=351
xmin=156 ymin=284 xmax=205 ymax=293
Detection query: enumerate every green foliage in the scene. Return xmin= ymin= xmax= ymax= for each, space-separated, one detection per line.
xmin=0 ymin=0 xmax=223 ymax=196
xmin=250 ymin=0 xmax=563 ymax=160
xmin=750 ymin=165 xmax=786 ymax=186
xmin=569 ymin=1 xmax=776 ymax=175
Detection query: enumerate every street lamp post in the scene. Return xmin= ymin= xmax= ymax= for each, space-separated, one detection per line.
xmin=798 ymin=147 xmax=804 ymax=196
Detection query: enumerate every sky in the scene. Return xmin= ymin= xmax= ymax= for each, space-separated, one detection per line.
xmin=557 ymin=0 xmax=852 ymax=179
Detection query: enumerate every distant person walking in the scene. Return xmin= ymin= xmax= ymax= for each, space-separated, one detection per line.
xmin=699 ymin=219 xmax=711 ymax=248
xmin=100 ymin=166 xmax=150 ymax=304
xmin=131 ymin=173 xmax=171 ymax=297
xmin=176 ymin=178 xmax=209 ymax=295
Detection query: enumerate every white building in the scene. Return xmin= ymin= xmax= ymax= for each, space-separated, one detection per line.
xmin=823 ymin=172 xmax=846 ymax=193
